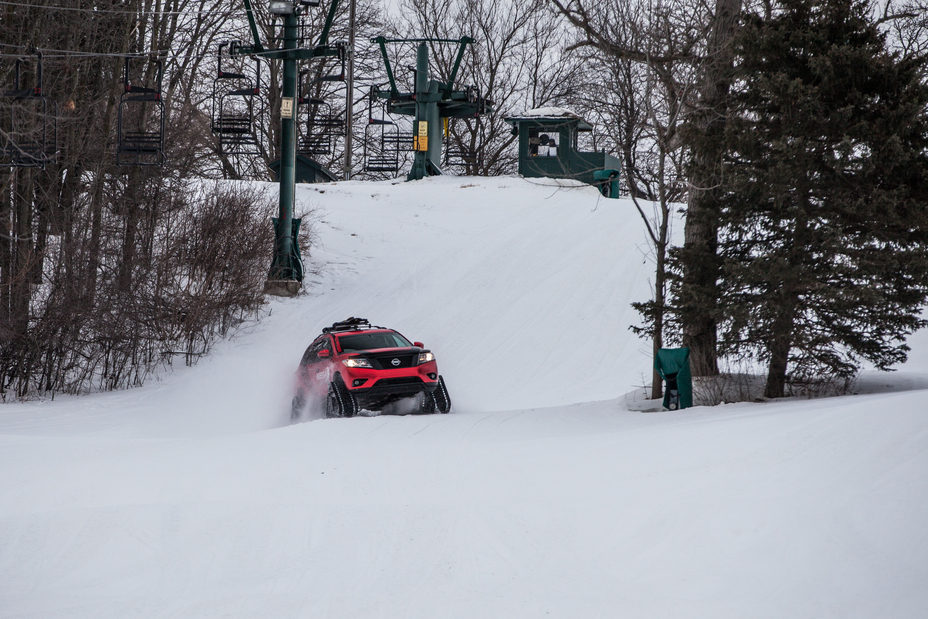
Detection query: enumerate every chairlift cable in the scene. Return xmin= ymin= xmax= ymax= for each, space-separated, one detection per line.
xmin=0 ymin=0 xmax=240 ymax=16
xmin=0 ymin=47 xmax=348 ymax=62
xmin=0 ymin=42 xmax=172 ymax=58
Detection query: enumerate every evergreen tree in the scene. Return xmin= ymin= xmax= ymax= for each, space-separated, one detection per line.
xmin=709 ymin=0 xmax=928 ymax=397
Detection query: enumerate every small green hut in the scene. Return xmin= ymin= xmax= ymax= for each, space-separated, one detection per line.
xmin=504 ymin=108 xmax=621 ymax=198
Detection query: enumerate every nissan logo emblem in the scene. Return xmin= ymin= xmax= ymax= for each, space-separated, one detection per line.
xmin=391 ymin=358 xmax=401 ymax=366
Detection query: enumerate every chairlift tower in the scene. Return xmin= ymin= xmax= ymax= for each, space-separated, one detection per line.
xmin=236 ymin=0 xmax=344 ymax=296
xmin=371 ymin=37 xmax=491 ymax=181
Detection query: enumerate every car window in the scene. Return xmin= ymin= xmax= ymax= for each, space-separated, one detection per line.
xmin=338 ymin=331 xmax=412 ymax=351
xmin=301 ymin=338 xmax=326 ymax=365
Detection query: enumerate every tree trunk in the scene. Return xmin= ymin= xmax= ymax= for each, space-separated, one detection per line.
xmin=86 ymin=74 xmax=121 ymax=303
xmin=680 ymin=0 xmax=741 ymax=376
xmin=12 ymin=167 xmax=33 ymax=336
xmin=651 ymin=244 xmax=667 ymax=400
xmin=30 ymin=169 xmax=55 ymax=285
xmin=0 ymin=169 xmax=11 ymax=334
xmin=681 ymin=208 xmax=720 ymax=376
xmin=764 ymin=309 xmax=794 ymax=399
xmin=764 ymin=203 xmax=809 ymax=398
xmin=119 ymin=171 xmax=142 ymax=294
xmin=651 ymin=149 xmax=672 ymax=400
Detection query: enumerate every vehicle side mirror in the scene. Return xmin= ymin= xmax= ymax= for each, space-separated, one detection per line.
xmin=318 ymin=349 xmax=330 ymax=358
xmin=414 ymin=342 xmax=424 ymax=348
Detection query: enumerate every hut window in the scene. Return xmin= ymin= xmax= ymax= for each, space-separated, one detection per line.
xmin=528 ymin=126 xmax=559 ymax=157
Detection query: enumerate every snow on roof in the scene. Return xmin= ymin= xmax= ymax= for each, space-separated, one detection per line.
xmin=512 ymin=106 xmax=583 ymax=120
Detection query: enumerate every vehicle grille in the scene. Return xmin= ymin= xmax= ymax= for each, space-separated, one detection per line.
xmin=369 ymin=354 xmax=415 ymax=369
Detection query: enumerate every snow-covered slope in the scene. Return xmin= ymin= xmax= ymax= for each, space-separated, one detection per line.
xmin=2 ymin=176 xmax=927 ymax=618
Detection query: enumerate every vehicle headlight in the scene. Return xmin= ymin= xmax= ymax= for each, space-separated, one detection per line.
xmin=418 ymin=352 xmax=434 ymax=364
xmin=342 ymin=358 xmax=372 ymax=368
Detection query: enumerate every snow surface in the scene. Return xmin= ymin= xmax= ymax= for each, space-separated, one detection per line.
xmin=2 ymin=176 xmax=928 ymax=618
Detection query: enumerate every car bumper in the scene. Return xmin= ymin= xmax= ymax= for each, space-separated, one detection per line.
xmin=342 ymin=361 xmax=437 ymax=389
xmin=341 ymin=362 xmax=439 ymax=408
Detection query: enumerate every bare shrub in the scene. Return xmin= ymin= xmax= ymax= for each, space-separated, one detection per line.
xmin=784 ymin=373 xmax=859 ymax=400
xmin=692 ymin=372 xmax=764 ymax=407
xmin=0 ymin=181 xmax=296 ymax=399
xmin=691 ymin=364 xmax=859 ymax=407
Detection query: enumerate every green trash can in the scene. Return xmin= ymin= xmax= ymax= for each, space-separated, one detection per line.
xmin=592 ymin=169 xmax=620 ymax=199
xmin=655 ymin=347 xmax=693 ymax=410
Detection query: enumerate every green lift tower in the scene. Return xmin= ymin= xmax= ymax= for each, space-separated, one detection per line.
xmin=371 ymin=37 xmax=491 ymax=181
xmin=236 ymin=0 xmax=345 ymax=296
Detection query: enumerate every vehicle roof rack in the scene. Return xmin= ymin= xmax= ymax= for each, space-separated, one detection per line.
xmin=322 ymin=317 xmax=387 ymax=334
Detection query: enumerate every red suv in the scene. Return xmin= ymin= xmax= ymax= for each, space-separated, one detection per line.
xmin=291 ymin=318 xmax=452 ymax=420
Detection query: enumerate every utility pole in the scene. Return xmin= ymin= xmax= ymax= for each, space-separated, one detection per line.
xmin=237 ymin=0 xmax=343 ymax=296
xmin=273 ymin=7 xmax=299 ymax=296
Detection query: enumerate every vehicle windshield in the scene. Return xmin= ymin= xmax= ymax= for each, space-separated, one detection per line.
xmin=338 ymin=331 xmax=412 ymax=352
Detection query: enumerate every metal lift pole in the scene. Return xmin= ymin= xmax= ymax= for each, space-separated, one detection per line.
xmin=237 ymin=0 xmax=343 ymax=296
xmin=272 ymin=11 xmax=300 ymax=291
xmin=409 ymin=42 xmax=431 ymax=181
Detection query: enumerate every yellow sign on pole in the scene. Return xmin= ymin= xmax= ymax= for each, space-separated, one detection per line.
xmin=414 ymin=121 xmax=429 ymax=151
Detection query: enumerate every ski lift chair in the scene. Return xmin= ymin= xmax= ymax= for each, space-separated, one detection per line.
xmin=297 ymin=57 xmax=347 ymax=159
xmin=1 ymin=52 xmax=57 ymax=168
xmin=116 ymin=56 xmax=165 ymax=166
xmin=444 ymin=143 xmax=478 ymax=167
xmin=362 ymin=86 xmax=412 ymax=174
xmin=297 ymin=96 xmax=337 ymax=157
xmin=313 ymin=42 xmax=347 ymax=83
xmin=210 ymin=42 xmax=263 ymax=156
xmin=363 ymin=129 xmax=399 ymax=173
xmin=363 ymin=124 xmax=414 ymax=173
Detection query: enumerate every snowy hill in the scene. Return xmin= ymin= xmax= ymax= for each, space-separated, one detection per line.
xmin=2 ymin=176 xmax=928 ymax=618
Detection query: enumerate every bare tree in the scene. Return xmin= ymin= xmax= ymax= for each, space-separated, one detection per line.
xmin=0 ymin=1 xmax=319 ymax=399
xmin=553 ymin=0 xmax=741 ymax=378
xmin=553 ymin=0 xmax=705 ymax=397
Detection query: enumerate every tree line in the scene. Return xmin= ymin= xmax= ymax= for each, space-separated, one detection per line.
xmin=2 ymin=0 xmax=928 ymax=400
xmin=0 ymin=1 xmax=285 ymax=397
xmin=558 ymin=0 xmax=928 ymax=398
